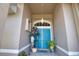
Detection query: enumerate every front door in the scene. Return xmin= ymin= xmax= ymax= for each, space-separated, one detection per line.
xmin=35 ymin=26 xmax=51 ymax=49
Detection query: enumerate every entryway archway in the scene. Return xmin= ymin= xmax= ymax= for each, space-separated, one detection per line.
xmin=33 ymin=20 xmax=53 ymax=50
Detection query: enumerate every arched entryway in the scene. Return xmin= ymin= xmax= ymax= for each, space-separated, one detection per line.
xmin=33 ymin=20 xmax=53 ymax=50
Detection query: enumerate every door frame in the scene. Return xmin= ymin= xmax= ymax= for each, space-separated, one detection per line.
xmin=33 ymin=20 xmax=54 ymax=50
xmin=33 ymin=20 xmax=54 ymax=41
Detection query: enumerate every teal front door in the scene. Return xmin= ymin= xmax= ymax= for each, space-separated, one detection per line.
xmin=43 ymin=28 xmax=51 ymax=49
xmin=35 ymin=27 xmax=51 ymax=49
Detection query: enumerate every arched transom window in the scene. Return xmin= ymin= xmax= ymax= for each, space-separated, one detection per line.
xmin=34 ymin=22 xmax=50 ymax=26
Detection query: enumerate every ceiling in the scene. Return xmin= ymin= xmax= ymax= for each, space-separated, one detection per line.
xmin=28 ymin=3 xmax=57 ymax=14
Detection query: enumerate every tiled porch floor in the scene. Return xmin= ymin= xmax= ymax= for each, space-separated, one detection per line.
xmin=30 ymin=50 xmax=57 ymax=56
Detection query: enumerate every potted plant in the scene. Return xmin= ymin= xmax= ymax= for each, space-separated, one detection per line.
xmin=31 ymin=26 xmax=39 ymax=53
xmin=18 ymin=51 xmax=27 ymax=56
xmin=48 ymin=40 xmax=56 ymax=52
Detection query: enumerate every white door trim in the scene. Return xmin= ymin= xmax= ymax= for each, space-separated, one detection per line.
xmin=33 ymin=20 xmax=53 ymax=49
xmin=56 ymin=45 xmax=68 ymax=55
xmin=33 ymin=20 xmax=52 ymax=26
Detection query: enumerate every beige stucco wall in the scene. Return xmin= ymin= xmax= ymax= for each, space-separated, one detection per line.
xmin=19 ymin=4 xmax=31 ymax=49
xmin=54 ymin=4 xmax=79 ymax=54
xmin=72 ymin=4 xmax=79 ymax=50
xmin=1 ymin=4 xmax=24 ymax=49
xmin=0 ymin=4 xmax=9 ymax=49
xmin=0 ymin=3 xmax=31 ymax=55
xmin=54 ymin=4 xmax=68 ymax=51
xmin=62 ymin=4 xmax=79 ymax=51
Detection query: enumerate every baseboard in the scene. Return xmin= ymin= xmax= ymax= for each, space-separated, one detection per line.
xmin=56 ymin=45 xmax=68 ymax=55
xmin=56 ymin=45 xmax=79 ymax=56
xmin=0 ymin=44 xmax=31 ymax=54
xmin=68 ymin=51 xmax=79 ymax=56
xmin=19 ymin=44 xmax=31 ymax=53
xmin=0 ymin=49 xmax=19 ymax=54
xmin=0 ymin=44 xmax=79 ymax=56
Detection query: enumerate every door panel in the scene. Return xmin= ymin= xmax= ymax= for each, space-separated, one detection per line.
xmin=43 ymin=28 xmax=51 ymax=49
xmin=35 ymin=27 xmax=51 ymax=49
xmin=37 ymin=28 xmax=43 ymax=48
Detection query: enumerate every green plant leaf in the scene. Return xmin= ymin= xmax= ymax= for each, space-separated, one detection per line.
xmin=18 ymin=51 xmax=27 ymax=56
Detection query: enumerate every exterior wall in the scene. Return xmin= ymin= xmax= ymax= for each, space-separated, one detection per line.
xmin=0 ymin=4 xmax=9 ymax=49
xmin=2 ymin=4 xmax=24 ymax=49
xmin=0 ymin=3 xmax=31 ymax=56
xmin=54 ymin=4 xmax=79 ymax=56
xmin=62 ymin=4 xmax=79 ymax=52
xmin=0 ymin=3 xmax=24 ymax=56
xmin=72 ymin=4 xmax=79 ymax=49
xmin=19 ymin=4 xmax=31 ymax=55
xmin=54 ymin=4 xmax=68 ymax=55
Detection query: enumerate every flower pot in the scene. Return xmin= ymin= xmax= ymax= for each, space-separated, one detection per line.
xmin=32 ymin=48 xmax=37 ymax=53
xmin=49 ymin=46 xmax=54 ymax=52
xmin=50 ymin=46 xmax=53 ymax=49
